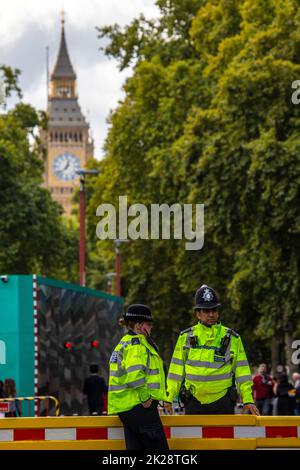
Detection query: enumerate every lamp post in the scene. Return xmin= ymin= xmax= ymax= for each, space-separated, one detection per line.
xmin=76 ymin=169 xmax=99 ymax=287
xmin=106 ymin=272 xmax=116 ymax=294
xmin=114 ymin=239 xmax=129 ymax=297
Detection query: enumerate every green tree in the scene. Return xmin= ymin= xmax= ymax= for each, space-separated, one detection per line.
xmin=0 ymin=66 xmax=78 ymax=280
xmin=183 ymin=0 xmax=300 ymax=369
xmin=90 ymin=0 xmax=300 ymax=368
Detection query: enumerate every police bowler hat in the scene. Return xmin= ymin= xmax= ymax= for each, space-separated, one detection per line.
xmin=123 ymin=304 xmax=153 ymax=323
xmin=194 ymin=285 xmax=221 ymax=310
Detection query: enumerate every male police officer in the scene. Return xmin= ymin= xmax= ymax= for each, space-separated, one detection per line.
xmin=166 ymin=285 xmax=259 ymax=415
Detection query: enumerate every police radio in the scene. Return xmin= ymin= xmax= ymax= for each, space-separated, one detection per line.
xmin=217 ymin=329 xmax=233 ymax=356
xmin=189 ymin=336 xmax=198 ymax=348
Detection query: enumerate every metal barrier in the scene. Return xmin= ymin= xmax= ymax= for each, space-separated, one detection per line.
xmin=0 ymin=415 xmax=300 ymax=450
xmin=0 ymin=396 xmax=60 ymax=417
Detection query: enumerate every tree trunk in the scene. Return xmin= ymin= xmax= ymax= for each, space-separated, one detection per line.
xmin=271 ymin=336 xmax=279 ymax=375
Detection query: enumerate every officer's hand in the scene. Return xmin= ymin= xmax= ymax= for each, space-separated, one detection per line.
xmin=142 ymin=398 xmax=153 ymax=408
xmin=243 ymin=403 xmax=260 ymax=416
xmin=163 ymin=402 xmax=173 ymax=414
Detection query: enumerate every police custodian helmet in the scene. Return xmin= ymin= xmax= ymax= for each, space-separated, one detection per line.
xmin=123 ymin=304 xmax=153 ymax=322
xmin=194 ymin=285 xmax=221 ymax=310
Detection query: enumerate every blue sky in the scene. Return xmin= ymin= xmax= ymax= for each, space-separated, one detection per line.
xmin=0 ymin=0 xmax=159 ymax=158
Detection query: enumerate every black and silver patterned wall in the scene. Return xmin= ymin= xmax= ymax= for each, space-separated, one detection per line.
xmin=37 ymin=278 xmax=124 ymax=416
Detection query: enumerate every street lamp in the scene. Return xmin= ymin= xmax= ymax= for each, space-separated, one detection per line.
xmin=76 ymin=169 xmax=99 ymax=287
xmin=106 ymin=272 xmax=116 ymax=294
xmin=114 ymin=239 xmax=129 ymax=297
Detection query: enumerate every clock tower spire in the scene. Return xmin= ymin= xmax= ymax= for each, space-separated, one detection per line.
xmin=43 ymin=14 xmax=94 ymax=215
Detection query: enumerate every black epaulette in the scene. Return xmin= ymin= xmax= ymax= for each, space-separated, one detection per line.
xmin=231 ymin=329 xmax=240 ymax=338
xmin=180 ymin=326 xmax=193 ymax=336
xmin=131 ymin=337 xmax=140 ymax=345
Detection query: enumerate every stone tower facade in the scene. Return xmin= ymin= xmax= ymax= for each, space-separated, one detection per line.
xmin=43 ymin=17 xmax=93 ymax=215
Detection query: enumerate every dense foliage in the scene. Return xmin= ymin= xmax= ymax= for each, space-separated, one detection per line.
xmin=0 ymin=66 xmax=78 ymax=281
xmin=91 ymin=0 xmax=300 ymax=369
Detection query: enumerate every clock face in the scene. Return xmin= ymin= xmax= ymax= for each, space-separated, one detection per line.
xmin=53 ymin=153 xmax=81 ymax=181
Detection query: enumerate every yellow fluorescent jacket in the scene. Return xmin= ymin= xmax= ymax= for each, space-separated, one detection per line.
xmin=167 ymin=322 xmax=254 ymax=405
xmin=108 ymin=333 xmax=167 ymax=415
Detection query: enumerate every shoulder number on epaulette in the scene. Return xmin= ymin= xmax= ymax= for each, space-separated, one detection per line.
xmin=131 ymin=337 xmax=140 ymax=345
xmin=180 ymin=326 xmax=193 ymax=336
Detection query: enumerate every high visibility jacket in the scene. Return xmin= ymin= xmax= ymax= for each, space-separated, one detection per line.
xmin=167 ymin=322 xmax=253 ymax=405
xmin=108 ymin=332 xmax=167 ymax=415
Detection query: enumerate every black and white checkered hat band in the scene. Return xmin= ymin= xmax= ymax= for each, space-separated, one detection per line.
xmin=125 ymin=312 xmax=152 ymax=320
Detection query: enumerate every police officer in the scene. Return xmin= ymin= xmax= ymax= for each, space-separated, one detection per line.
xmin=108 ymin=304 xmax=169 ymax=450
xmin=166 ymin=285 xmax=260 ymax=416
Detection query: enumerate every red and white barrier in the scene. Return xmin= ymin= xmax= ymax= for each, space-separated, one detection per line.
xmin=0 ymin=416 xmax=300 ymax=449
xmin=0 ymin=424 xmax=300 ymax=442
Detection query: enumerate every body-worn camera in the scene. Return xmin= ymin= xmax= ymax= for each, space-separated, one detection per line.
xmin=217 ymin=329 xmax=232 ymax=356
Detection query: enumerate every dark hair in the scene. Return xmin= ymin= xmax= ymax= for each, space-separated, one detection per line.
xmin=3 ymin=378 xmax=16 ymax=398
xmin=90 ymin=364 xmax=99 ymax=374
xmin=118 ymin=318 xmax=142 ymax=330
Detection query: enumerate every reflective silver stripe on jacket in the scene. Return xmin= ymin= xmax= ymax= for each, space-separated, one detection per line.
xmin=225 ymin=333 xmax=232 ymax=357
xmin=185 ymin=372 xmax=232 ymax=382
xmin=146 ymin=348 xmax=151 ymax=370
xmin=168 ymin=372 xmax=183 ymax=381
xmin=110 ymin=364 xmax=146 ymax=377
xmin=234 ymin=360 xmax=249 ymax=368
xmin=224 ymin=352 xmax=231 ymax=362
xmin=126 ymin=364 xmax=146 ymax=373
xmin=119 ymin=340 xmax=132 ymax=347
xmin=109 ymin=384 xmax=126 ymax=391
xmin=186 ymin=360 xmax=231 ymax=369
xmin=148 ymin=383 xmax=160 ymax=389
xmin=109 ymin=370 xmax=122 ymax=377
xmin=235 ymin=375 xmax=252 ymax=384
xmin=171 ymin=357 xmax=184 ymax=366
xmin=109 ymin=377 xmax=146 ymax=391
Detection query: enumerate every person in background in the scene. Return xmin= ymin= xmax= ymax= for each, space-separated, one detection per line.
xmin=252 ymin=364 xmax=274 ymax=415
xmin=274 ymin=373 xmax=295 ymax=415
xmin=83 ymin=364 xmax=108 ymax=415
xmin=292 ymin=372 xmax=300 ymax=415
xmin=292 ymin=372 xmax=300 ymax=389
xmin=273 ymin=364 xmax=286 ymax=382
xmin=3 ymin=378 xmax=21 ymax=417
xmin=295 ymin=381 xmax=300 ymax=416
xmin=271 ymin=365 xmax=287 ymax=415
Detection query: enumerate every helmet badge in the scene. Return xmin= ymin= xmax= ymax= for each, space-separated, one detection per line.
xmin=203 ymin=288 xmax=213 ymax=302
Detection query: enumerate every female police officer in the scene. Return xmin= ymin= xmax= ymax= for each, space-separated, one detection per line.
xmin=108 ymin=304 xmax=169 ymax=450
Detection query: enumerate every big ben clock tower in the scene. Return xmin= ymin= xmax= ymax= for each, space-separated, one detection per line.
xmin=43 ymin=14 xmax=93 ymax=215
